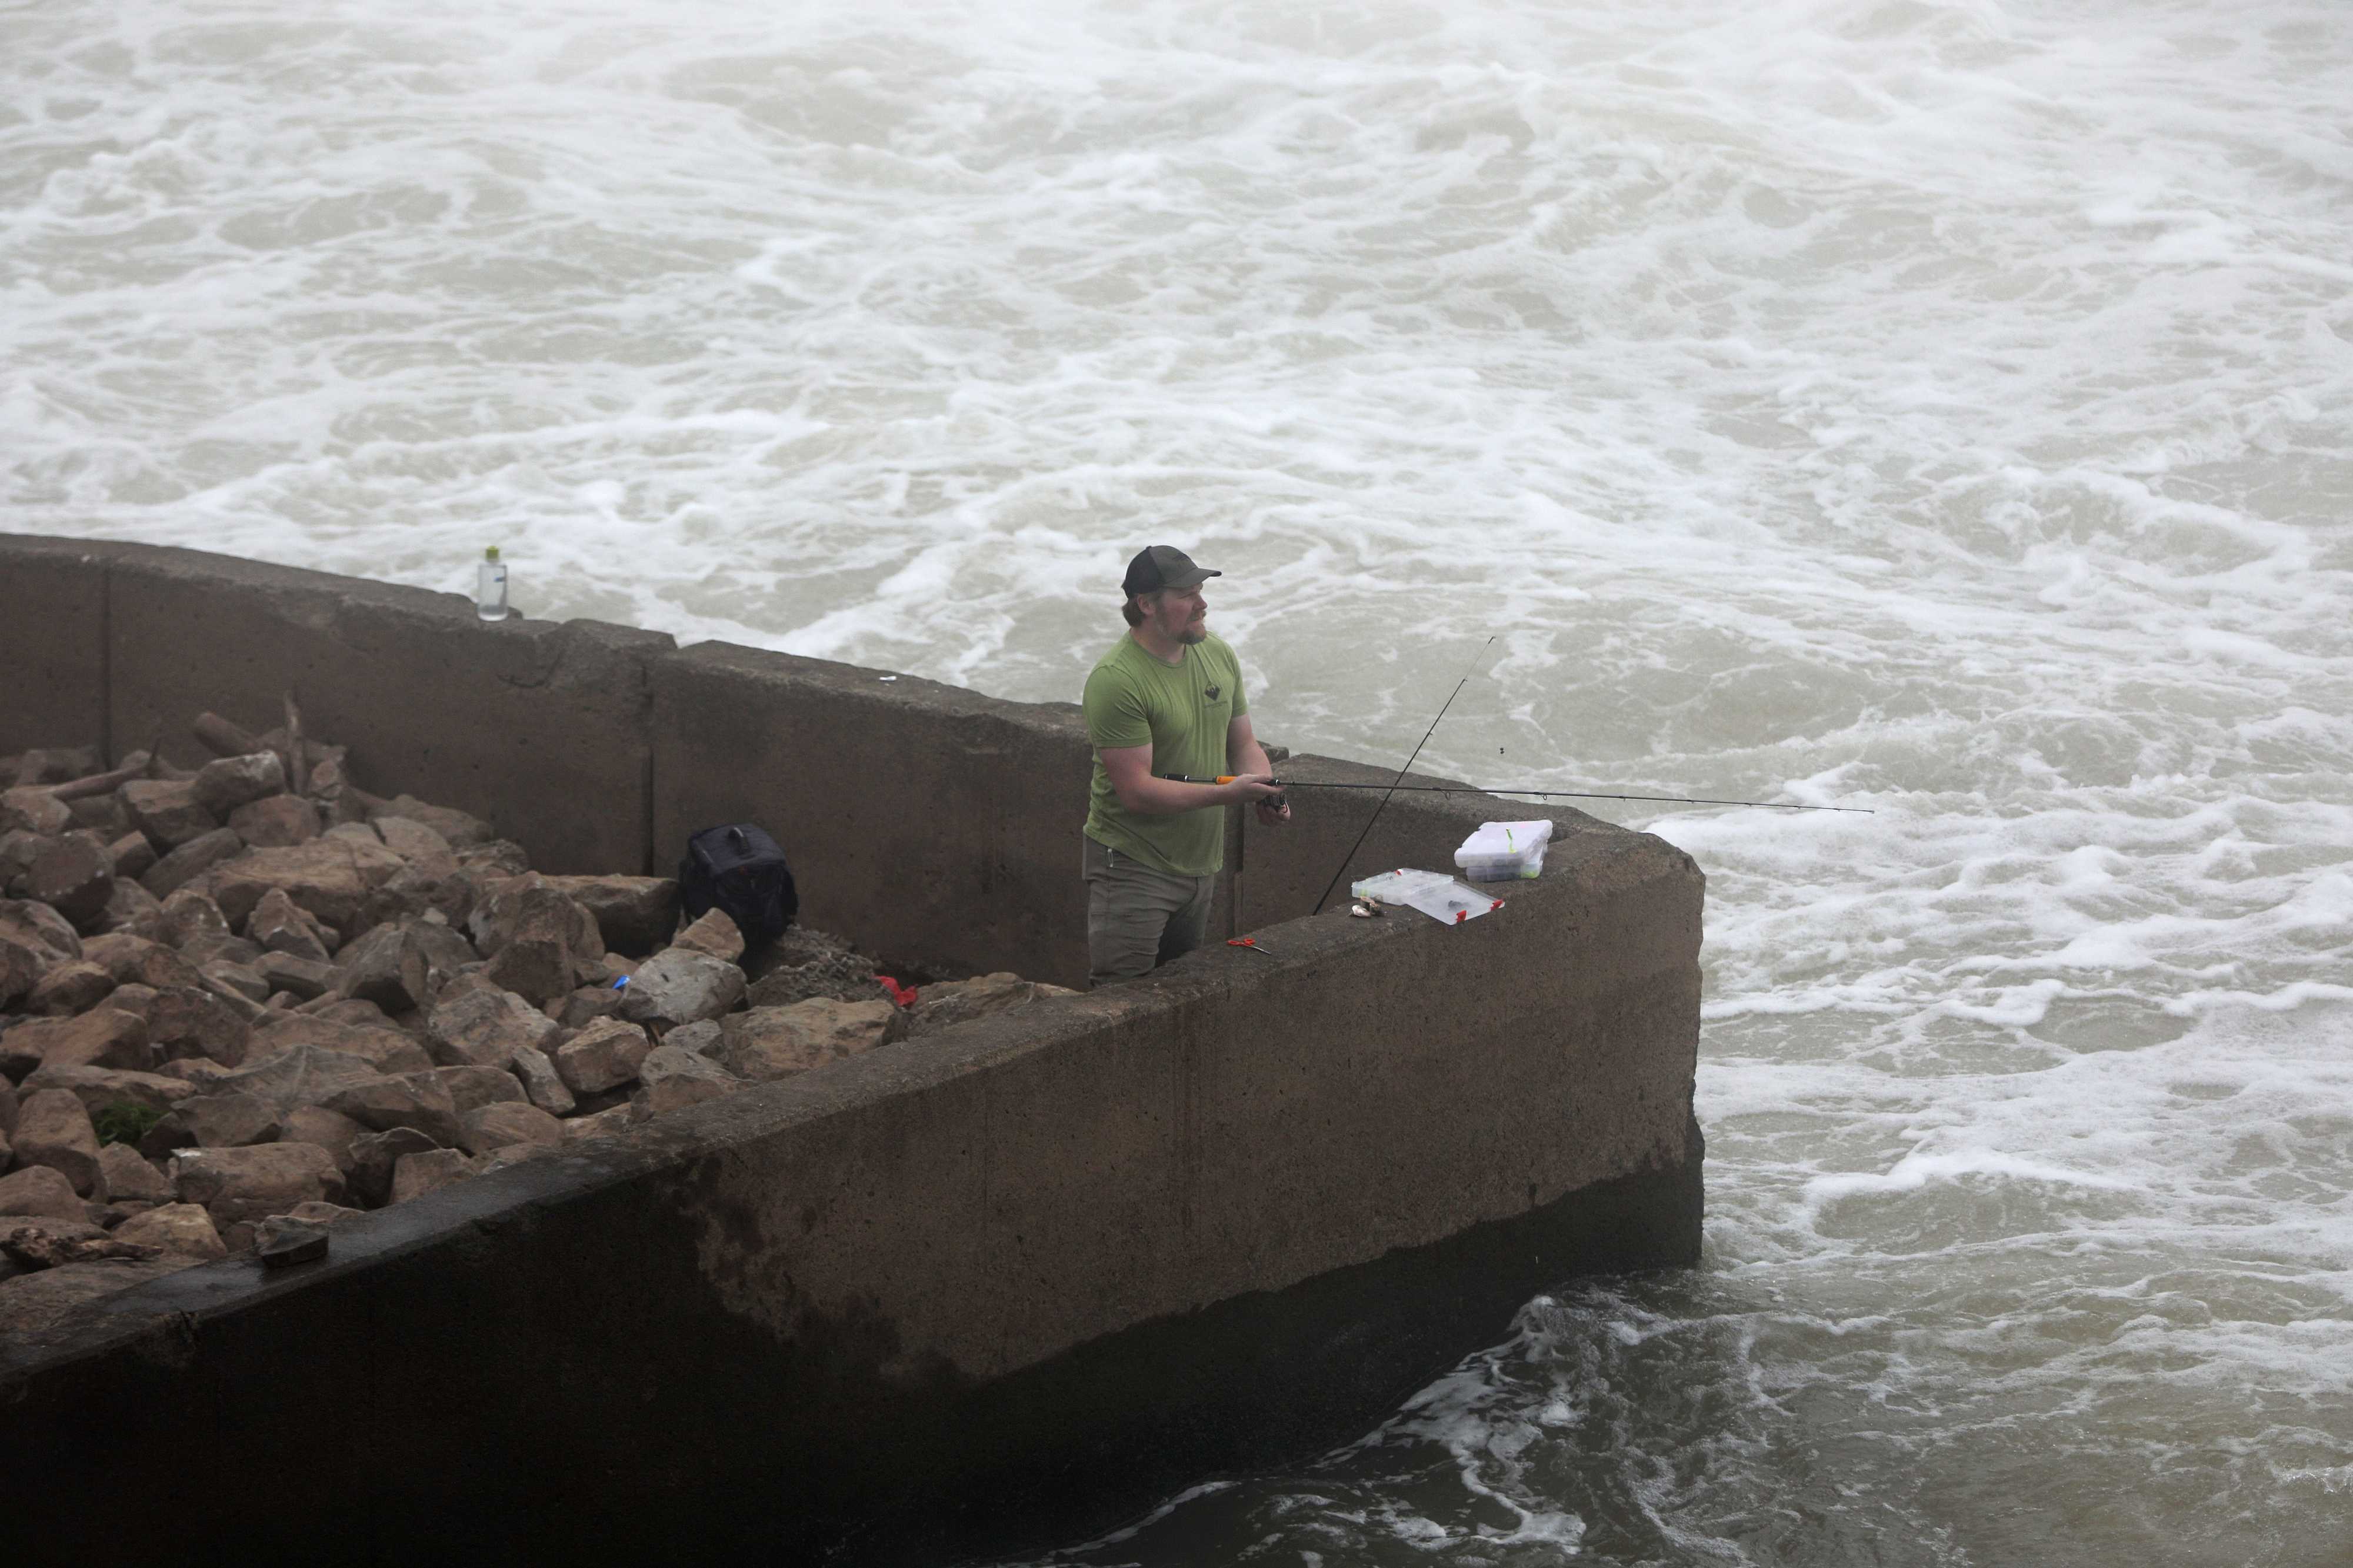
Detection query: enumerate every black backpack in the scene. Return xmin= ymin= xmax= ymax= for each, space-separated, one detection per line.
xmin=678 ymin=823 xmax=797 ymax=948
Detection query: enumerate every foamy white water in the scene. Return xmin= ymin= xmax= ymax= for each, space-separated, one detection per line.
xmin=6 ymin=1 xmax=2351 ymax=1562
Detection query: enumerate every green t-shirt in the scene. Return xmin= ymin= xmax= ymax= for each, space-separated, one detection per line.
xmin=1082 ymin=633 xmax=1248 ymax=876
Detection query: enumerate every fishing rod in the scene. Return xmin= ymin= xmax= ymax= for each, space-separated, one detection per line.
xmin=1164 ymin=777 xmax=1874 ymax=815
xmin=1307 ymin=636 xmax=1498 ymax=915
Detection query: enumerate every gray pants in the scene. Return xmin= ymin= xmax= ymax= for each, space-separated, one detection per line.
xmin=1084 ymin=836 xmax=1214 ymax=989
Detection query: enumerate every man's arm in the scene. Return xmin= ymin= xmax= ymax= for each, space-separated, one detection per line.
xmin=1227 ymin=715 xmax=1291 ymax=825
xmin=1100 ymin=743 xmax=1279 ymax=815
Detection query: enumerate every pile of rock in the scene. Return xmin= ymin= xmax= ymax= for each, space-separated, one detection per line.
xmin=1 ymin=722 xmax=1071 ymax=1336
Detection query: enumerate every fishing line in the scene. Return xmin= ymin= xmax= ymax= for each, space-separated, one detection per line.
xmin=1163 ymin=779 xmax=1872 ymax=814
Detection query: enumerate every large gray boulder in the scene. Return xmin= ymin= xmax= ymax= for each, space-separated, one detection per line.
xmin=618 ymin=949 xmax=745 ymax=1029
xmin=146 ymin=985 xmax=252 ymax=1066
xmin=0 ymin=898 xmax=83 ymax=966
xmin=371 ymin=815 xmax=454 ymax=864
xmin=12 ymin=1089 xmax=105 ymax=1196
xmin=96 ymin=877 xmax=168 ymax=942
xmin=226 ymin=793 xmax=321 ymax=848
xmin=507 ymin=1046 xmax=575 ymax=1118
xmin=0 ymin=828 xmax=47 ymax=896
xmin=140 ymin=827 xmax=245 ymax=900
xmin=0 ymin=1009 xmax=151 ymax=1075
xmin=548 ymin=982 xmax=625 ymax=1032
xmin=100 ymin=980 xmax=158 ymax=1023
xmin=670 ymin=908 xmax=744 ymax=963
xmin=28 ymin=835 xmax=113 ymax=930
xmin=433 ymin=1065 xmax=526 ymax=1115
xmin=359 ymin=854 xmax=476 ymax=933
xmin=171 ymin=1143 xmax=345 ymax=1225
xmin=189 ymin=753 xmax=286 ymax=819
xmin=111 ymin=1202 xmax=226 ymax=1260
xmin=244 ymin=1016 xmax=432 ymax=1076
xmin=1 ymin=788 xmax=75 ymax=836
xmin=279 ymin=1105 xmax=368 ymax=1174
xmin=156 ymin=888 xmax=231 ymax=950
xmin=0 ymin=1165 xmax=86 ymax=1219
xmin=18 ymin=1063 xmax=197 ymax=1119
xmin=28 ymin=960 xmax=114 ymax=1016
xmin=481 ymin=886 xmax=599 ymax=1006
xmin=81 ymin=933 xmax=205 ymax=993
xmin=0 ymin=933 xmax=41 ymax=1010
xmin=320 ymin=1071 xmax=464 ymax=1148
xmin=96 ymin=1143 xmax=173 ymax=1205
xmin=397 ymin=920 xmax=479 ymax=1012
xmin=249 ymin=887 xmax=335 ymax=962
xmin=457 ymin=1102 xmax=563 ymax=1157
xmin=367 ymin=796 xmax=493 ymax=850
xmin=553 ymin=1018 xmax=651 ymax=1096
xmin=631 ymin=1045 xmax=741 ymax=1120
xmin=389 ymin=1147 xmax=477 ymax=1205
xmin=256 ymin=952 xmax=337 ymax=1001
xmin=120 ymin=779 xmax=218 ymax=850
xmin=425 ymin=985 xmax=561 ymax=1070
xmin=717 ymin=998 xmax=903 ymax=1083
xmin=202 ymin=836 xmax=406 ymax=937
xmin=204 ymin=1044 xmax=384 ymax=1119
xmin=331 ymin=923 xmax=410 ymax=1011
xmin=198 ymin=958 xmax=269 ymax=1006
xmin=464 ymin=875 xmax=584 ymax=956
xmin=178 ymin=1090 xmax=284 ymax=1149
xmin=543 ymin=875 xmax=679 ymax=955
xmin=105 ymin=830 xmax=158 ymax=884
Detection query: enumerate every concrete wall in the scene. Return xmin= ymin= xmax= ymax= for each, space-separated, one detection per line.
xmin=0 ymin=535 xmax=111 ymax=759
xmin=0 ymin=534 xmax=1704 ymax=1563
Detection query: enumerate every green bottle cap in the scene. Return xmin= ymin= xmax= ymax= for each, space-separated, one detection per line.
xmin=485 ymin=546 xmax=500 ymax=562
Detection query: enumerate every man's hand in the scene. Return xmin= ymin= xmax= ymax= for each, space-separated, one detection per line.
xmin=1225 ymin=715 xmax=1287 ymax=825
xmin=1218 ymin=772 xmax=1285 ymax=808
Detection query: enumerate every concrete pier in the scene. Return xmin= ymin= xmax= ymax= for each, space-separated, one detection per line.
xmin=0 ymin=534 xmax=1702 ymax=1563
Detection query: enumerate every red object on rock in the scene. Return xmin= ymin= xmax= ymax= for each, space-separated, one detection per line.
xmin=875 ymin=975 xmax=918 ymax=1009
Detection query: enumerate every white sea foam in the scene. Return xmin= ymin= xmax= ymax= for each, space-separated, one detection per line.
xmin=6 ymin=1 xmax=2351 ymax=1563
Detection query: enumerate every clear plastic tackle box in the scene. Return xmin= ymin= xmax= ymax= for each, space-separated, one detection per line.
xmin=1452 ymin=819 xmax=1554 ymax=882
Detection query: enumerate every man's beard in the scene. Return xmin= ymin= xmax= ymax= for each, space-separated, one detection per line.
xmin=1176 ymin=620 xmax=1208 ymax=645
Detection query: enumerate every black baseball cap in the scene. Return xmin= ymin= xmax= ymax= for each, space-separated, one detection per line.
xmin=1122 ymin=545 xmax=1221 ymax=597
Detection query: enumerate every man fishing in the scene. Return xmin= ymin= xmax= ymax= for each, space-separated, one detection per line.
xmin=1081 ymin=545 xmax=1290 ymax=987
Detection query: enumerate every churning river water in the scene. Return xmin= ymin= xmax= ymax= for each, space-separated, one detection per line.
xmin=6 ymin=1 xmax=2351 ymax=1562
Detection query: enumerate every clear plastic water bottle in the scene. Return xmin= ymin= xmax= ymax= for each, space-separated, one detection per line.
xmin=475 ymin=545 xmax=508 ymax=621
